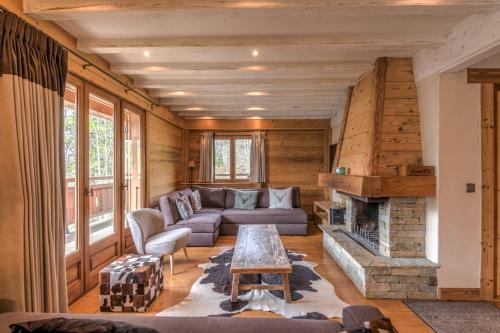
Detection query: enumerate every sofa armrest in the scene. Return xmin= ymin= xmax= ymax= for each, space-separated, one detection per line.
xmin=342 ymin=305 xmax=385 ymax=328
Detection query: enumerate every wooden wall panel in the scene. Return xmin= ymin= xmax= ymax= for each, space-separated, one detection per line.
xmin=146 ymin=113 xmax=184 ymax=206
xmin=336 ymin=71 xmax=375 ymax=176
xmin=378 ymin=58 xmax=423 ymax=176
xmin=186 ymin=126 xmax=329 ymax=217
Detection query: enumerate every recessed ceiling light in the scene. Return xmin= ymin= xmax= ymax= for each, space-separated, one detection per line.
xmin=241 ymin=65 xmax=266 ymax=71
xmin=245 ymin=91 xmax=268 ymax=96
xmin=169 ymin=91 xmax=189 ymax=96
xmin=247 ymin=116 xmax=263 ymax=119
xmin=252 ymin=49 xmax=259 ymax=57
xmin=146 ymin=66 xmax=166 ymax=71
xmin=246 ymin=107 xmax=266 ymax=111
xmin=143 ymin=50 xmax=151 ymax=58
xmin=185 ymin=107 xmax=204 ymax=111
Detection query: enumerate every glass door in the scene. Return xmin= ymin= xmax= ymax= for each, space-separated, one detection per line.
xmin=122 ymin=103 xmax=145 ymax=253
xmin=84 ymin=85 xmax=121 ymax=290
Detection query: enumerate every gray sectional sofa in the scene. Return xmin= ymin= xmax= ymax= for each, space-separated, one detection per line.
xmin=159 ymin=186 xmax=308 ymax=246
xmin=0 ymin=305 xmax=387 ymax=333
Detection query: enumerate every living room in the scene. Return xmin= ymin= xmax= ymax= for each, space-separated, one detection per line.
xmin=0 ymin=1 xmax=499 ymax=332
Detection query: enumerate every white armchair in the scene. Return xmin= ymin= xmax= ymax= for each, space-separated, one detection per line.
xmin=126 ymin=208 xmax=191 ymax=275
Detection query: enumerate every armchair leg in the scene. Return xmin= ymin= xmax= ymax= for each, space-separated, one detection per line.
xmin=170 ymin=254 xmax=174 ymax=275
xmin=183 ymin=247 xmax=189 ymax=260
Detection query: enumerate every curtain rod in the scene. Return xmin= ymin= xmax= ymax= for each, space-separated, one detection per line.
xmin=0 ymin=4 xmax=161 ymax=108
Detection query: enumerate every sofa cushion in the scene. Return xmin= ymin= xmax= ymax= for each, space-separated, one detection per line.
xmin=260 ymin=187 xmax=301 ymax=208
xmin=221 ymin=208 xmax=307 ymax=225
xmin=167 ymin=214 xmax=221 ymax=233
xmin=194 ymin=207 xmax=224 ymax=214
xmin=159 ymin=192 xmax=181 ymax=225
xmin=175 ymin=196 xmax=194 ymax=220
xmin=269 ymin=188 xmax=293 ymax=209
xmin=233 ymin=190 xmax=258 ymax=210
xmin=225 ymin=188 xmax=267 ymax=208
xmin=192 ymin=186 xmax=226 ymax=208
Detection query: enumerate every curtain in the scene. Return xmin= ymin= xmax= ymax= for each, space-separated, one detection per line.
xmin=198 ymin=132 xmax=214 ymax=182
xmin=0 ymin=12 xmax=68 ymax=312
xmin=250 ymin=132 xmax=266 ymax=183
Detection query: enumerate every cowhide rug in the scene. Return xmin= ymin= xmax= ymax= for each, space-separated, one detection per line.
xmin=156 ymin=249 xmax=348 ymax=319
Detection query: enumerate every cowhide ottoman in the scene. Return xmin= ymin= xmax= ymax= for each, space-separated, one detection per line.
xmin=99 ymin=254 xmax=163 ymax=312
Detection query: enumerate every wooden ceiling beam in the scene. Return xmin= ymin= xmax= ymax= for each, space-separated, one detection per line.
xmin=161 ymin=96 xmax=343 ymax=106
xmin=24 ymin=0 xmax=500 ymax=20
xmin=78 ymin=34 xmax=445 ymax=53
xmin=414 ymin=9 xmax=500 ymax=81
xmin=150 ymin=89 xmax=346 ymax=98
xmin=135 ymin=78 xmax=355 ymax=89
xmin=110 ymin=61 xmax=373 ymax=75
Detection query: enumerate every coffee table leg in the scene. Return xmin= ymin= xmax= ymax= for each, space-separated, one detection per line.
xmin=282 ymin=273 xmax=292 ymax=303
xmin=231 ymin=273 xmax=240 ymax=303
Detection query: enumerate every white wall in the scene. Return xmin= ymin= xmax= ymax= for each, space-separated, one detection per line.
xmin=416 ymin=70 xmax=482 ymax=288
xmin=416 ymin=73 xmax=440 ymax=264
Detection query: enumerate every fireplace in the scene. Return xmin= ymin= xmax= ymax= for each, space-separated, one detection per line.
xmin=337 ymin=194 xmax=427 ymax=258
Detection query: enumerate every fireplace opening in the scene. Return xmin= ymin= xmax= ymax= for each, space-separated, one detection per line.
xmin=336 ymin=193 xmax=386 ymax=256
xmin=351 ymin=202 xmax=379 ymax=251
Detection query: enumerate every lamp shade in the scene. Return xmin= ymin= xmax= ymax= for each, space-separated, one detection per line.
xmin=187 ymin=160 xmax=196 ymax=168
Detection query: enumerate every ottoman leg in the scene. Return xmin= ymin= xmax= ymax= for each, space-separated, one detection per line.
xmin=183 ymin=247 xmax=189 ymax=260
xmin=170 ymin=254 xmax=174 ymax=275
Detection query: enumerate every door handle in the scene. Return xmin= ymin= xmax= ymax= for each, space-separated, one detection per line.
xmin=84 ymin=187 xmax=95 ymax=197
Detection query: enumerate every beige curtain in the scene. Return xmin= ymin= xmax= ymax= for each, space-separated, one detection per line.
xmin=198 ymin=132 xmax=214 ymax=182
xmin=250 ymin=132 xmax=266 ymax=183
xmin=0 ymin=12 xmax=68 ymax=312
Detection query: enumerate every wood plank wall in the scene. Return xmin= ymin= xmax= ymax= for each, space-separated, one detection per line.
xmin=336 ymin=71 xmax=375 ymax=175
xmin=379 ymin=58 xmax=423 ymax=176
xmin=335 ymin=57 xmax=423 ymax=176
xmin=185 ymin=120 xmax=331 ymax=217
xmin=146 ymin=113 xmax=184 ymax=206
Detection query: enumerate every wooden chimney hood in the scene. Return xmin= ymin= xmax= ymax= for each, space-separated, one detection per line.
xmin=319 ymin=57 xmax=436 ymax=198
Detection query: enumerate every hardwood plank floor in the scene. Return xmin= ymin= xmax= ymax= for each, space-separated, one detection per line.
xmin=69 ymin=225 xmax=433 ymax=333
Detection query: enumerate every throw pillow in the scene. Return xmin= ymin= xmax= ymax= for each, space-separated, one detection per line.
xmin=233 ymin=190 xmax=258 ymax=210
xmin=190 ymin=190 xmax=202 ymax=212
xmin=269 ymin=188 xmax=293 ymax=209
xmin=176 ymin=196 xmax=193 ymax=220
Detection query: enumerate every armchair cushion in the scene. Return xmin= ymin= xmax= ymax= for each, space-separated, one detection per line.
xmin=145 ymin=228 xmax=191 ymax=255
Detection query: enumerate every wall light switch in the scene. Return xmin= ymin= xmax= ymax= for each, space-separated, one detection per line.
xmin=466 ymin=183 xmax=475 ymax=193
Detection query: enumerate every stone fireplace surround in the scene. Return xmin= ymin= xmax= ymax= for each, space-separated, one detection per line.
xmin=321 ymin=194 xmax=439 ymax=299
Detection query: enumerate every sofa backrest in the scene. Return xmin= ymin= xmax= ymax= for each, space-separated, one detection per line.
xmin=192 ymin=186 xmax=226 ymax=208
xmin=158 ymin=188 xmax=193 ymax=225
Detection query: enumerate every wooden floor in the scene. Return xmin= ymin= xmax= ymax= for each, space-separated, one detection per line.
xmin=69 ymin=225 xmax=433 ymax=333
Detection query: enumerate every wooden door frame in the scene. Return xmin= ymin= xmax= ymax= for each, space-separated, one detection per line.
xmin=83 ymin=83 xmax=123 ymax=291
xmin=121 ymin=101 xmax=146 ymax=254
xmin=65 ymin=74 xmax=86 ymax=304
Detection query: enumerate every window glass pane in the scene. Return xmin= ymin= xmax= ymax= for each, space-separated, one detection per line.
xmin=214 ymin=139 xmax=231 ymax=180
xmin=64 ymin=84 xmax=78 ymax=255
xmin=123 ymin=109 xmax=143 ymax=227
xmin=88 ymin=93 xmax=115 ymax=244
xmin=235 ymin=138 xmax=251 ymax=180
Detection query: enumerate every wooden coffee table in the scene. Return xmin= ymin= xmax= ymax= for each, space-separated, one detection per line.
xmin=230 ymin=224 xmax=292 ymax=303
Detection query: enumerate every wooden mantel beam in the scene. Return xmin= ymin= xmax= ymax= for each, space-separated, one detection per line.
xmin=24 ymin=0 xmax=500 ymax=20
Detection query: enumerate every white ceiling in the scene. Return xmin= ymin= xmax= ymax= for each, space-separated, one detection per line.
xmin=24 ymin=1 xmax=500 ymax=119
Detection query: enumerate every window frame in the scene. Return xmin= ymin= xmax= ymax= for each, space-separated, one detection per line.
xmin=213 ymin=134 xmax=252 ymax=182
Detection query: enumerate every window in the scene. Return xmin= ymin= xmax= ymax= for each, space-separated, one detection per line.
xmin=214 ymin=136 xmax=252 ymax=181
